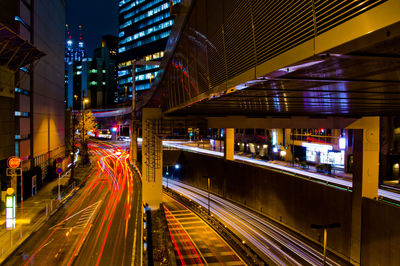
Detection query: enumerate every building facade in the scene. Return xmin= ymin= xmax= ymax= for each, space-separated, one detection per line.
xmin=65 ymin=24 xmax=87 ymax=109
xmin=117 ymin=0 xmax=180 ymax=102
xmin=0 ymin=0 xmax=66 ymax=189
xmin=65 ymin=35 xmax=118 ymax=109
xmin=89 ymin=35 xmax=118 ymax=108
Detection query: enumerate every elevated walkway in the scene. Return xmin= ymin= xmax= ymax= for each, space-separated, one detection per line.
xmin=162 ymin=140 xmax=400 ymax=203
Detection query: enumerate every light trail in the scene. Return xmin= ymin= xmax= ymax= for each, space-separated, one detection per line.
xmin=165 ymin=179 xmax=343 ymax=266
xmin=21 ymin=140 xmax=139 ymax=266
xmin=163 ymin=141 xmax=400 ymax=202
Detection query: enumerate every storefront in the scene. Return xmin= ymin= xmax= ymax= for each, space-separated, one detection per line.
xmin=302 ymin=142 xmax=345 ymax=168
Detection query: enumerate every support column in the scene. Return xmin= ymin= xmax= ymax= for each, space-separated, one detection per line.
xmin=284 ymin=128 xmax=293 ymax=163
xmin=347 ymin=117 xmax=379 ymax=265
xmin=142 ymin=108 xmax=163 ymax=210
xmin=224 ymin=128 xmax=234 ymax=161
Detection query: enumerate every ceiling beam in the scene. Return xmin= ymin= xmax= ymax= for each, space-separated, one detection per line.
xmin=207 ymin=116 xmax=359 ymax=129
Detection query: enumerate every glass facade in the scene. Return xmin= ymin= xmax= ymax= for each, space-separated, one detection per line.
xmin=117 ymin=0 xmax=179 ymax=102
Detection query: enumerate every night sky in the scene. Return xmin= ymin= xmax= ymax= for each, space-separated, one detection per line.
xmin=66 ymin=0 xmax=119 ymax=56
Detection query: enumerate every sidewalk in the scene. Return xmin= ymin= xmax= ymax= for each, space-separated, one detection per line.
xmin=190 ymin=140 xmax=353 ymax=181
xmin=0 ymin=165 xmax=91 ymax=264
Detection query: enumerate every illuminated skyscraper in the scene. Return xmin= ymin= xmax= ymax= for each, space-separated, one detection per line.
xmin=64 ymin=25 xmax=87 ymax=108
xmin=117 ymin=0 xmax=180 ymax=102
xmin=64 ymin=24 xmax=86 ymax=64
xmin=65 ymin=24 xmax=74 ymax=64
xmin=75 ymin=25 xmax=85 ymax=62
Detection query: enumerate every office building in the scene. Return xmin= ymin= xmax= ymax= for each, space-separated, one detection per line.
xmin=89 ymin=35 xmax=118 ymax=108
xmin=117 ymin=0 xmax=179 ymax=102
xmin=0 ymin=0 xmax=66 ymax=185
xmin=65 ymin=24 xmax=87 ymax=109
xmin=65 ymin=35 xmax=118 ymax=109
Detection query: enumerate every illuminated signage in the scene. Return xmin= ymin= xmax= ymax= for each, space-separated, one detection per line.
xmin=7 ymin=156 xmax=21 ymax=168
xmin=302 ymin=142 xmax=333 ymax=151
xmin=5 ymin=196 xmax=13 ymax=208
xmin=339 ymin=137 xmax=346 ymax=150
xmin=272 ymin=131 xmax=277 ymax=146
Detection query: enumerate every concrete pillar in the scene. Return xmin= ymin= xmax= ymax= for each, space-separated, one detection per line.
xmin=142 ymin=108 xmax=163 ymax=210
xmin=347 ymin=117 xmax=380 ymax=265
xmin=276 ymin=128 xmax=284 ymax=147
xmin=284 ymin=128 xmax=293 ymax=162
xmin=347 ymin=117 xmax=380 ymax=199
xmin=344 ymin=129 xmax=350 ymax=173
xmin=224 ymin=128 xmax=234 ymax=161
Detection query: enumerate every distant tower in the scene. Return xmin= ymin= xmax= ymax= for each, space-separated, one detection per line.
xmin=75 ymin=25 xmax=85 ymax=62
xmin=65 ymin=24 xmax=74 ymax=64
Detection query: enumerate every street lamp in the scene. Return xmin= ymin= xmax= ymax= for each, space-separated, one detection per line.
xmin=203 ymin=175 xmax=213 ymax=215
xmin=71 ymin=95 xmax=78 ymax=179
xmin=310 ymin=222 xmax=341 ymax=265
xmin=82 ymin=98 xmax=89 ymax=165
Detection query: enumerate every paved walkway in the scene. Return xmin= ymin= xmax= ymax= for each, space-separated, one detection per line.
xmin=190 ymin=141 xmax=353 ymax=180
xmin=0 ymin=165 xmax=92 ymax=264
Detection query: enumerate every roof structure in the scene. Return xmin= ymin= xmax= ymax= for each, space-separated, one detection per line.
xmin=0 ymin=23 xmax=45 ymax=70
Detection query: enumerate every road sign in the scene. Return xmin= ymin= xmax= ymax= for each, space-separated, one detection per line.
xmin=56 ymin=167 xmax=63 ymax=174
xmin=6 ymin=188 xmax=14 ymax=195
xmin=7 ymin=156 xmax=20 ymax=169
xmin=6 ymin=168 xmax=21 ymax=176
xmin=56 ymin=157 xmax=63 ymax=163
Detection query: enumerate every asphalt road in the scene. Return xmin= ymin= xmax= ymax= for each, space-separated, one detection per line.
xmin=165 ymin=180 xmax=347 ymax=266
xmin=163 ymin=193 xmax=246 ymax=265
xmin=3 ymin=141 xmax=142 ymax=266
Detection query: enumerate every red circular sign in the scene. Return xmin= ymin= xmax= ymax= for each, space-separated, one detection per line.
xmin=7 ymin=156 xmax=21 ymax=169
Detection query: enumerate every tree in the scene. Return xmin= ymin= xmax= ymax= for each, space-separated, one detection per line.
xmin=76 ymin=110 xmax=97 ymax=141
xmin=76 ymin=110 xmax=97 ymax=164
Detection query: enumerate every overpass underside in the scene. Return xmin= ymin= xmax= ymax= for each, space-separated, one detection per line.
xmin=137 ymin=1 xmax=400 ymax=265
xmin=153 ymin=0 xmax=400 ymax=117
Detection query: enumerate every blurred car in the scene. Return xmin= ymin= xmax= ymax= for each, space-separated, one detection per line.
xmin=118 ymin=136 xmax=131 ymax=141
xmin=97 ymin=129 xmax=112 ymax=140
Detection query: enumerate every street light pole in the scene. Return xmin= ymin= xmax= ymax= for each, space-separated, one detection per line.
xmin=82 ymin=99 xmax=85 ymax=146
xmin=71 ymin=95 xmax=77 ymax=179
xmin=58 ymin=173 xmax=61 ymax=201
xmin=203 ymin=175 xmax=213 ymax=216
xmin=82 ymin=98 xmax=89 ymax=165
xmin=310 ymin=222 xmax=340 ymax=265
xmin=323 ymin=227 xmax=328 ymax=265
xmin=166 ymin=165 xmax=169 ymax=189
xmin=207 ymin=177 xmax=210 ymax=215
